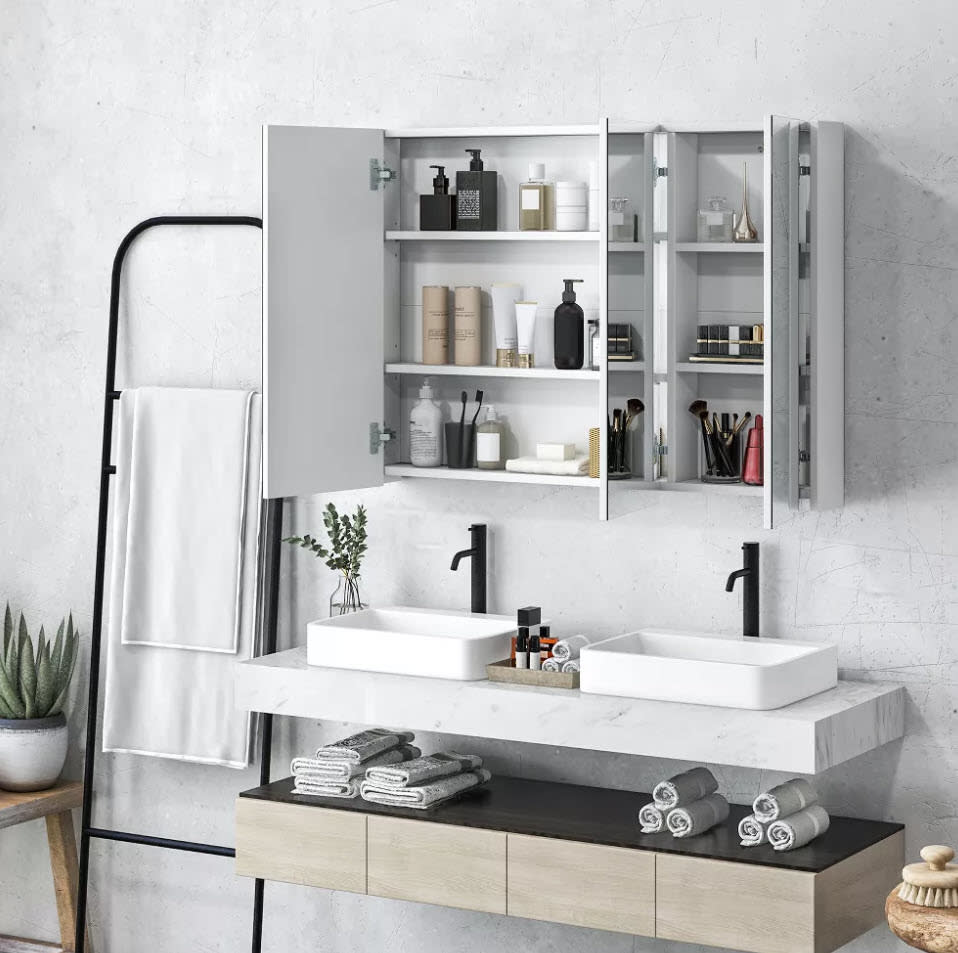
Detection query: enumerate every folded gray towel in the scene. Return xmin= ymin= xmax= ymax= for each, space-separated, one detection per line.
xmin=666 ymin=793 xmax=730 ymax=838
xmin=768 ymin=804 xmax=830 ymax=851
xmin=638 ymin=802 xmax=666 ymax=833
xmin=361 ymin=769 xmax=491 ymax=809
xmin=291 ymin=745 xmax=420 ymax=782
xmin=314 ymin=728 xmax=415 ymax=764
xmin=738 ymin=813 xmax=770 ymax=847
xmin=552 ymin=634 xmax=593 ymax=662
xmin=293 ymin=777 xmax=361 ymax=799
xmin=752 ymin=778 xmax=818 ymax=823
xmin=561 ymin=659 xmax=580 ymax=674
xmin=541 ymin=657 xmax=561 ymax=673
xmin=653 ymin=767 xmax=718 ymax=810
xmin=365 ymin=752 xmax=481 ymax=789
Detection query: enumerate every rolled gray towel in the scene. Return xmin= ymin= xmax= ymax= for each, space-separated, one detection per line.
xmin=314 ymin=728 xmax=415 ymax=764
xmin=361 ymin=769 xmax=491 ymax=809
xmin=653 ymin=767 xmax=718 ymax=810
xmin=752 ymin=778 xmax=818 ymax=823
xmin=638 ymin=802 xmax=666 ymax=833
xmin=768 ymin=804 xmax=830 ymax=851
xmin=561 ymin=659 xmax=580 ymax=673
xmin=552 ymin=634 xmax=593 ymax=662
xmin=293 ymin=777 xmax=361 ymax=799
xmin=365 ymin=752 xmax=481 ymax=789
xmin=666 ymin=793 xmax=730 ymax=838
xmin=291 ymin=745 xmax=420 ymax=782
xmin=738 ymin=813 xmax=770 ymax=847
xmin=541 ymin=657 xmax=561 ymax=673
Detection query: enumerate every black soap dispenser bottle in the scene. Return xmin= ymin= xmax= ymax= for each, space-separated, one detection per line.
xmin=420 ymin=165 xmax=457 ymax=231
xmin=456 ymin=149 xmax=498 ymax=231
xmin=554 ymin=279 xmax=585 ymax=370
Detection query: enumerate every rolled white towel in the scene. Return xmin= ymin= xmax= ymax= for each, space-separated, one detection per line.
xmin=753 ymin=778 xmax=818 ymax=823
xmin=638 ymin=802 xmax=666 ymax=833
xmin=293 ymin=777 xmax=361 ymax=799
xmin=365 ymin=752 xmax=480 ymax=789
xmin=314 ymin=728 xmax=415 ymax=764
xmin=361 ymin=769 xmax=491 ymax=810
xmin=738 ymin=813 xmax=770 ymax=847
xmin=768 ymin=804 xmax=830 ymax=851
xmin=653 ymin=767 xmax=718 ymax=810
xmin=552 ymin=634 xmax=593 ymax=663
xmin=561 ymin=659 xmax=580 ymax=674
xmin=291 ymin=744 xmax=420 ymax=782
xmin=666 ymin=793 xmax=730 ymax=838
xmin=541 ymin=657 xmax=561 ymax=673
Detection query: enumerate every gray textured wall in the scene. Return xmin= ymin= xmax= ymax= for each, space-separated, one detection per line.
xmin=1 ymin=2 xmax=955 ymax=950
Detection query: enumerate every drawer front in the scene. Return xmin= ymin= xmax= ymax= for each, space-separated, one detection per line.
xmin=367 ymin=816 xmax=506 ymax=914
xmin=235 ymin=798 xmax=366 ymax=894
xmin=656 ymin=854 xmax=815 ymax=953
xmin=507 ymin=834 xmax=654 ymax=935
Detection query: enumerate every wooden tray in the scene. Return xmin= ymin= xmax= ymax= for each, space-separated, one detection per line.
xmin=486 ymin=658 xmax=579 ymax=689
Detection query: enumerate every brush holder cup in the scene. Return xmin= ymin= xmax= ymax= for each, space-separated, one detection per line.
xmin=608 ymin=429 xmax=632 ymax=480
xmin=701 ymin=431 xmax=742 ymax=484
xmin=444 ymin=423 xmax=476 ymax=469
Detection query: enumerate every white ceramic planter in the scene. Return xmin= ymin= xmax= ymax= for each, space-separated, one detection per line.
xmin=0 ymin=713 xmax=68 ymax=791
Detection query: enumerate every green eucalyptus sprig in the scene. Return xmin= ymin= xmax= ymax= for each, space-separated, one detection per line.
xmin=0 ymin=605 xmax=79 ymax=720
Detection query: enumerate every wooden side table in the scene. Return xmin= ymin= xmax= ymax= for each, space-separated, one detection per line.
xmin=0 ymin=781 xmax=91 ymax=953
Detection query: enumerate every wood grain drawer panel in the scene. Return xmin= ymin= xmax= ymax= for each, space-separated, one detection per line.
xmin=656 ymin=854 xmax=816 ymax=953
xmin=367 ymin=816 xmax=506 ymax=914
xmin=507 ymin=834 xmax=654 ymax=935
xmin=235 ymin=798 xmax=366 ymax=893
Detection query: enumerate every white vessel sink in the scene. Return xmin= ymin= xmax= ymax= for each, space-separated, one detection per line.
xmin=579 ymin=629 xmax=837 ymax=710
xmin=306 ymin=606 xmax=515 ymax=680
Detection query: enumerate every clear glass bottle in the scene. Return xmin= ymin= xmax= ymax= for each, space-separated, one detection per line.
xmin=588 ymin=319 xmax=600 ymax=370
xmin=608 ymin=197 xmax=633 ymax=242
xmin=519 ymin=163 xmax=553 ymax=231
xmin=476 ymin=405 xmax=505 ymax=470
xmin=697 ymin=196 xmax=734 ymax=242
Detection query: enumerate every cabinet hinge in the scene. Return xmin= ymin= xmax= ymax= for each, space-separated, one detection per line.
xmin=654 ymin=162 xmax=668 ymax=179
xmin=655 ymin=443 xmax=668 ymax=456
xmin=799 ymin=165 xmax=811 ymax=177
xmin=370 ymin=423 xmax=396 ymax=454
xmin=370 ymin=159 xmax=397 ymax=190
xmin=799 ymin=450 xmax=811 ymax=463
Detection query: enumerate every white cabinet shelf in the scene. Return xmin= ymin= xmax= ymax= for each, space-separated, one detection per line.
xmin=608 ymin=361 xmax=646 ymax=372
xmin=675 ymin=242 xmax=764 ymax=253
xmin=385 ymin=230 xmax=599 ymax=243
xmin=608 ymin=242 xmax=645 ymax=252
xmin=385 ymin=363 xmax=600 ymax=381
xmin=385 ymin=464 xmax=598 ymax=489
xmin=676 ymin=361 xmax=764 ymax=376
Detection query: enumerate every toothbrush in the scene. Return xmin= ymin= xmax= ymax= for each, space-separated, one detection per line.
xmin=470 ymin=389 xmax=484 ymax=427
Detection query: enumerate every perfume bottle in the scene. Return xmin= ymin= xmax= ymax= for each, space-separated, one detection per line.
xmin=588 ymin=318 xmax=600 ymax=370
xmin=733 ymin=162 xmax=759 ymax=242
xmin=519 ymin=163 xmax=553 ymax=231
xmin=697 ymin=196 xmax=734 ymax=242
xmin=419 ymin=165 xmax=456 ymax=231
xmin=456 ymin=148 xmax=498 ymax=231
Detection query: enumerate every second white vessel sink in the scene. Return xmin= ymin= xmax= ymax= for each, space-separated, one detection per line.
xmin=306 ymin=606 xmax=515 ymax=680
xmin=580 ymin=629 xmax=837 ymax=710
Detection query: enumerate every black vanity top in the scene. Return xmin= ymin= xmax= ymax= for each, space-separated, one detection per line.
xmin=240 ymin=774 xmax=903 ymax=874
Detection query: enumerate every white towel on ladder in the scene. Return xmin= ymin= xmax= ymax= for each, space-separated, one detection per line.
xmin=103 ymin=388 xmax=262 ymax=768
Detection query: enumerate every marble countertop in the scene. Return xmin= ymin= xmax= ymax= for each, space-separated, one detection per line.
xmin=235 ymin=647 xmax=905 ymax=774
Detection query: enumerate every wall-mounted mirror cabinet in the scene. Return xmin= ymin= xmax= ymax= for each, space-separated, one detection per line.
xmin=262 ymin=118 xmax=843 ymax=528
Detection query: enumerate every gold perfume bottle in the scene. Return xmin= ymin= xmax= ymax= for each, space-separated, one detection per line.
xmin=733 ymin=161 xmax=759 ymax=242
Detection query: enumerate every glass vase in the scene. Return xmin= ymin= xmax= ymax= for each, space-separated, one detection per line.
xmin=329 ymin=576 xmax=367 ymax=617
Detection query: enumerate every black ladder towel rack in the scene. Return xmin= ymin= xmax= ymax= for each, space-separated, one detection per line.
xmin=75 ymin=215 xmax=281 ymax=953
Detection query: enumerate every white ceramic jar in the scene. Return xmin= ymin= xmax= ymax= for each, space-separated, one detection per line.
xmin=555 ymin=181 xmax=588 ymax=231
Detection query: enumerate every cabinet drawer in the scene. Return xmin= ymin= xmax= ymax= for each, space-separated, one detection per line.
xmin=235 ymin=798 xmax=366 ymax=894
xmin=507 ymin=834 xmax=654 ymax=936
xmin=367 ymin=816 xmax=506 ymax=914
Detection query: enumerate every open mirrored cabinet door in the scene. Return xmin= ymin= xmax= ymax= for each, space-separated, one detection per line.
xmin=263 ymin=125 xmax=387 ymax=499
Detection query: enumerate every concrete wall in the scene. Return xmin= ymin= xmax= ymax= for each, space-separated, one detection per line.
xmin=2 ymin=1 xmax=956 ymax=949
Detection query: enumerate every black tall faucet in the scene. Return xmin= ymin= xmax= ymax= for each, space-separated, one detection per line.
xmin=725 ymin=541 xmax=760 ymax=638
xmin=450 ymin=523 xmax=487 ymax=614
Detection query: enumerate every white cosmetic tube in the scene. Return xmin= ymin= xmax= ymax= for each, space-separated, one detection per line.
xmin=490 ymin=283 xmax=522 ymax=368
xmin=514 ymin=301 xmax=538 ymax=369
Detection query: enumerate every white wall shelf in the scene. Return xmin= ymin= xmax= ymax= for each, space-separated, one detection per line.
xmin=675 ymin=242 xmax=764 ymax=253
xmin=676 ymin=361 xmax=764 ymax=376
xmin=385 ymin=231 xmax=599 ymax=243
xmin=385 ymin=464 xmax=598 ymax=488
xmin=385 ymin=363 xmax=600 ymax=381
xmin=608 ymin=362 xmax=646 ymax=372
xmin=608 ymin=242 xmax=646 ymax=252
xmin=235 ymin=648 xmax=905 ymax=774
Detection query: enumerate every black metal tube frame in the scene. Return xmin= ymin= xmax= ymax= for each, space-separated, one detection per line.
xmin=75 ymin=216 xmax=279 ymax=953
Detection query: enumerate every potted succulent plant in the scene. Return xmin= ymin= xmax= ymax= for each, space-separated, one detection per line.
xmin=0 ymin=605 xmax=79 ymax=791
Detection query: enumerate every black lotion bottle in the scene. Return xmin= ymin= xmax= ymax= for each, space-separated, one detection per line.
xmin=554 ymin=279 xmax=585 ymax=370
xmin=420 ymin=165 xmax=456 ymax=230
xmin=456 ymin=149 xmax=498 ymax=231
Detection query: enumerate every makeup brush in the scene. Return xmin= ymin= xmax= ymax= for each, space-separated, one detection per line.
xmin=470 ymin=389 xmax=484 ymax=427
xmin=702 ymin=412 xmax=736 ymax=476
xmin=688 ymin=400 xmax=716 ymax=474
xmin=625 ymin=397 xmax=645 ymax=430
xmin=726 ymin=411 xmax=752 ymax=446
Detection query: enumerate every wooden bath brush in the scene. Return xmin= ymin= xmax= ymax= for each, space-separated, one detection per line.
xmin=887 ymin=846 xmax=958 ymax=952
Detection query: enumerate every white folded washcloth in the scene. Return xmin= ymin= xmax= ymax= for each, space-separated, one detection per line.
xmin=314 ymin=728 xmax=416 ymax=764
xmin=561 ymin=659 xmax=580 ymax=674
xmin=361 ymin=769 xmax=491 ymax=809
xmin=653 ymin=767 xmax=718 ymax=810
xmin=504 ymin=455 xmax=589 ymax=476
xmin=768 ymin=804 xmax=831 ymax=851
xmin=666 ymin=793 xmax=730 ymax=838
xmin=293 ymin=777 xmax=361 ymax=799
xmin=752 ymin=778 xmax=818 ymax=823
xmin=639 ymin=802 xmax=666 ymax=833
xmin=552 ymin=634 xmax=593 ymax=662
xmin=738 ymin=813 xmax=770 ymax=847
xmin=291 ymin=745 xmax=420 ymax=782
xmin=541 ymin=657 xmax=561 ymax=672
xmin=364 ymin=752 xmax=481 ymax=789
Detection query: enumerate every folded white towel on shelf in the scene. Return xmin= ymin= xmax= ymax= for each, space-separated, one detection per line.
xmin=638 ymin=802 xmax=667 ymax=834
xmin=767 ymin=804 xmax=831 ymax=851
xmin=738 ymin=813 xmax=770 ymax=847
xmin=293 ymin=777 xmax=362 ymax=799
xmin=552 ymin=634 xmax=593 ymax=662
xmin=103 ymin=389 xmax=262 ymax=769
xmin=361 ymin=769 xmax=492 ymax=809
xmin=561 ymin=659 xmax=580 ymax=674
xmin=365 ymin=752 xmax=481 ymax=789
xmin=752 ymin=778 xmax=818 ymax=823
xmin=291 ymin=745 xmax=421 ymax=782
xmin=666 ymin=793 xmax=730 ymax=838
xmin=541 ymin=657 xmax=561 ymax=673
xmin=653 ymin=767 xmax=718 ymax=810
xmin=315 ymin=728 xmax=416 ymax=764
xmin=504 ymin=455 xmax=589 ymax=476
